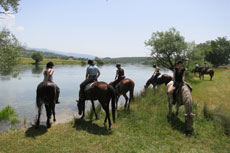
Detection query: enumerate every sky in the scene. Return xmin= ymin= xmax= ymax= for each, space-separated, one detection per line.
xmin=0 ymin=0 xmax=230 ymax=57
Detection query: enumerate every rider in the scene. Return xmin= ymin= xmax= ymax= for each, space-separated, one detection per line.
xmin=195 ymin=63 xmax=199 ymax=70
xmin=172 ymin=60 xmax=186 ymax=104
xmin=204 ymin=62 xmax=209 ymax=72
xmin=78 ymin=59 xmax=100 ymax=100
xmin=112 ymin=63 xmax=125 ymax=88
xmin=152 ymin=64 xmax=161 ymax=82
xmin=43 ymin=61 xmax=60 ymax=104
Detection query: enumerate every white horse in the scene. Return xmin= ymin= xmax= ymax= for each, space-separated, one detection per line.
xmin=166 ymin=81 xmax=195 ymax=132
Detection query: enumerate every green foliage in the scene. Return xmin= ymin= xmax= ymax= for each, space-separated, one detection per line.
xmin=0 ymin=29 xmax=21 ymax=74
xmin=0 ymin=0 xmax=20 ymax=13
xmin=31 ymin=52 xmax=43 ymax=65
xmin=145 ymin=27 xmax=188 ymax=71
xmin=94 ymin=57 xmax=104 ymax=65
xmin=205 ymin=37 xmax=230 ymax=67
xmin=104 ymin=57 xmax=153 ymax=64
xmin=0 ymin=105 xmax=20 ymax=124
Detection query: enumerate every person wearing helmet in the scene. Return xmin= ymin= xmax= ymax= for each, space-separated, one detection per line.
xmin=78 ymin=59 xmax=100 ymax=100
xmin=43 ymin=61 xmax=60 ymax=104
xmin=152 ymin=64 xmax=161 ymax=82
xmin=111 ymin=63 xmax=125 ymax=88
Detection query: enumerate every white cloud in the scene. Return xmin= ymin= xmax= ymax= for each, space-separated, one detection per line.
xmin=0 ymin=11 xmax=15 ymax=30
xmin=16 ymin=26 xmax=24 ymax=31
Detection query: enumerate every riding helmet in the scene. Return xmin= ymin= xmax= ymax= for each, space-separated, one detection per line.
xmin=177 ymin=60 xmax=183 ymax=65
xmin=46 ymin=61 xmax=54 ymax=68
xmin=88 ymin=60 xmax=94 ymax=65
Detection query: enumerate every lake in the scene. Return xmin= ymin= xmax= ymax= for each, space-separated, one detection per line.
xmin=0 ymin=64 xmax=172 ymax=124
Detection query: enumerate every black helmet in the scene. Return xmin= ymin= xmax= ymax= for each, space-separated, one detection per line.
xmin=177 ymin=60 xmax=183 ymax=65
xmin=46 ymin=61 xmax=54 ymax=68
xmin=153 ymin=64 xmax=156 ymax=68
xmin=88 ymin=60 xmax=94 ymax=65
xmin=116 ymin=63 xmax=121 ymax=68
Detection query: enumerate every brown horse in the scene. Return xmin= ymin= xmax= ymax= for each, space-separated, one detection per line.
xmin=191 ymin=67 xmax=202 ymax=76
xmin=77 ymin=81 xmax=116 ymax=129
xmin=36 ymin=81 xmax=59 ymax=128
xmin=145 ymin=74 xmax=172 ymax=89
xmin=109 ymin=78 xmax=135 ymax=110
xmin=199 ymin=68 xmax=214 ymax=80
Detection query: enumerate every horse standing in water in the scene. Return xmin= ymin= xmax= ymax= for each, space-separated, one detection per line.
xmin=109 ymin=78 xmax=135 ymax=110
xmin=166 ymin=81 xmax=195 ymax=133
xmin=144 ymin=74 xmax=172 ymax=89
xmin=36 ymin=82 xmax=58 ymax=128
xmin=199 ymin=68 xmax=214 ymax=80
xmin=77 ymin=81 xmax=116 ymax=129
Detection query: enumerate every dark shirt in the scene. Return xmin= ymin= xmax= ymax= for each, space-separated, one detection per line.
xmin=117 ymin=68 xmax=125 ymax=78
xmin=175 ymin=68 xmax=185 ymax=83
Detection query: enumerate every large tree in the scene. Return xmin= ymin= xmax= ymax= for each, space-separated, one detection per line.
xmin=145 ymin=28 xmax=188 ymax=71
xmin=205 ymin=37 xmax=230 ymax=67
xmin=0 ymin=0 xmax=20 ymax=13
xmin=31 ymin=52 xmax=43 ymax=65
xmin=0 ymin=28 xmax=21 ymax=73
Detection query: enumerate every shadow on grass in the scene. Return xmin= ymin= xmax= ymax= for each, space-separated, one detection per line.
xmin=73 ymin=119 xmax=112 ymax=135
xmin=168 ymin=113 xmax=186 ymax=134
xmin=25 ymin=125 xmax=48 ymax=138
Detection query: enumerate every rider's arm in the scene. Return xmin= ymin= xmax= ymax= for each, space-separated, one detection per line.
xmin=48 ymin=69 xmax=54 ymax=80
xmin=115 ymin=70 xmax=118 ymax=79
xmin=182 ymin=70 xmax=186 ymax=82
xmin=97 ymin=71 xmax=100 ymax=78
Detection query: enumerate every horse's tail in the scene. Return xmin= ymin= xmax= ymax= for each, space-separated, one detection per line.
xmin=129 ymin=80 xmax=135 ymax=102
xmin=108 ymin=85 xmax=116 ymax=123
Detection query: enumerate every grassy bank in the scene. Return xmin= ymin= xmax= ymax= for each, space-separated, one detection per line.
xmin=18 ymin=57 xmax=83 ymax=65
xmin=0 ymin=69 xmax=230 ymax=153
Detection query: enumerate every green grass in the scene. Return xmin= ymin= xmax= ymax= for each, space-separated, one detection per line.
xmin=0 ymin=105 xmax=20 ymax=125
xmin=0 ymin=69 xmax=230 ymax=153
xmin=18 ymin=57 xmax=82 ymax=65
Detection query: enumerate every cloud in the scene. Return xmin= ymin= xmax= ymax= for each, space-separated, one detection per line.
xmin=0 ymin=12 xmax=16 ymax=30
xmin=16 ymin=26 xmax=24 ymax=31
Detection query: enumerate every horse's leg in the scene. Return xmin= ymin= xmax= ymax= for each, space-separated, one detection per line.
xmin=104 ymin=101 xmax=112 ymax=129
xmin=36 ymin=106 xmax=41 ymax=128
xmin=91 ymin=100 xmax=98 ymax=120
xmin=123 ymin=94 xmax=128 ymax=110
xmin=100 ymin=102 xmax=108 ymax=126
xmin=45 ymin=104 xmax=51 ymax=128
xmin=167 ymin=95 xmax=173 ymax=118
xmin=81 ymin=101 xmax=85 ymax=119
xmin=116 ymin=95 xmax=120 ymax=110
xmin=52 ymin=103 xmax=56 ymax=122
xmin=176 ymin=102 xmax=180 ymax=116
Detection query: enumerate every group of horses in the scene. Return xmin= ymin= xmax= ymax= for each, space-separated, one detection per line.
xmin=192 ymin=67 xmax=214 ymax=80
xmin=35 ymin=67 xmax=214 ymax=133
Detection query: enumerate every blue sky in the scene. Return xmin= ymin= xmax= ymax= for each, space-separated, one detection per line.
xmin=1 ymin=0 xmax=230 ymax=57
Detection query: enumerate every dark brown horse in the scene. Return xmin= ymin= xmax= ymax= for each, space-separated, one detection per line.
xmin=144 ymin=74 xmax=172 ymax=89
xmin=77 ymin=81 xmax=116 ymax=129
xmin=191 ymin=67 xmax=202 ymax=76
xmin=109 ymin=78 xmax=135 ymax=110
xmin=36 ymin=81 xmax=59 ymax=128
xmin=199 ymin=68 xmax=214 ymax=80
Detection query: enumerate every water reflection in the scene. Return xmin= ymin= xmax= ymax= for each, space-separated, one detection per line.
xmin=32 ymin=65 xmax=43 ymax=74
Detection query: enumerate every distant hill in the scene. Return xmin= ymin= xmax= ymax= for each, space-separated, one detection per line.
xmin=25 ymin=47 xmax=95 ymax=59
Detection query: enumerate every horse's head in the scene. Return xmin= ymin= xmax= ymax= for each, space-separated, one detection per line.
xmin=184 ymin=113 xmax=195 ymax=132
xmin=77 ymin=99 xmax=84 ymax=115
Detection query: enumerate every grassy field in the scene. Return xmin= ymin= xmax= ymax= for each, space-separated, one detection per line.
xmin=0 ymin=69 xmax=230 ymax=153
xmin=18 ymin=57 xmax=83 ymax=65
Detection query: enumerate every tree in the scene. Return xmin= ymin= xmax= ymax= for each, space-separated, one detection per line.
xmin=31 ymin=52 xmax=43 ymax=65
xmin=145 ymin=28 xmax=188 ymax=71
xmin=95 ymin=57 xmax=104 ymax=65
xmin=205 ymin=37 xmax=230 ymax=67
xmin=0 ymin=0 xmax=20 ymax=14
xmin=0 ymin=28 xmax=21 ymax=73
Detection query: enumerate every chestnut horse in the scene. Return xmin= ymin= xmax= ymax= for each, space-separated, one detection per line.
xmin=199 ymin=68 xmax=214 ymax=80
xmin=77 ymin=81 xmax=116 ymax=129
xmin=145 ymin=74 xmax=172 ymax=89
xmin=36 ymin=81 xmax=59 ymax=128
xmin=109 ymin=78 xmax=135 ymax=110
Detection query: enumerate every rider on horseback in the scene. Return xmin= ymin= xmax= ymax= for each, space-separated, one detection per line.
xmin=204 ymin=62 xmax=209 ymax=72
xmin=111 ymin=63 xmax=125 ymax=88
xmin=43 ymin=61 xmax=60 ymax=104
xmin=152 ymin=64 xmax=161 ymax=83
xmin=78 ymin=60 xmax=100 ymax=100
xmin=171 ymin=60 xmax=186 ymax=104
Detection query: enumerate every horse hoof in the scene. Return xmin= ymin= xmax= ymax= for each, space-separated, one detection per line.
xmin=47 ymin=123 xmax=51 ymax=128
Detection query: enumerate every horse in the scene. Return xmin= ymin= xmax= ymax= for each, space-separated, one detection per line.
xmin=36 ymin=81 xmax=59 ymax=128
xmin=199 ymin=68 xmax=214 ymax=80
xmin=77 ymin=81 xmax=116 ymax=129
xmin=144 ymin=74 xmax=172 ymax=89
xmin=109 ymin=78 xmax=135 ymax=110
xmin=166 ymin=81 xmax=195 ymax=133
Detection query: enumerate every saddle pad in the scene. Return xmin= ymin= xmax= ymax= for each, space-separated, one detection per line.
xmin=84 ymin=82 xmax=94 ymax=91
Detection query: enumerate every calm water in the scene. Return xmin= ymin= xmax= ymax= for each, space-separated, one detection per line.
xmin=0 ymin=64 xmax=171 ymax=124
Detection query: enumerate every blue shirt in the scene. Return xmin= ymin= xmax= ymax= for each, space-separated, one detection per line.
xmin=86 ymin=65 xmax=100 ymax=77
